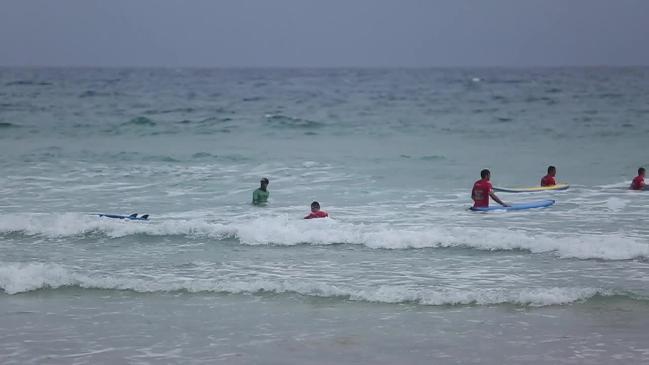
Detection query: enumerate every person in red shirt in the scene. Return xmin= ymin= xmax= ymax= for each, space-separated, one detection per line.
xmin=304 ymin=201 xmax=329 ymax=219
xmin=472 ymin=169 xmax=508 ymax=208
xmin=541 ymin=165 xmax=557 ymax=187
xmin=630 ymin=167 xmax=646 ymax=190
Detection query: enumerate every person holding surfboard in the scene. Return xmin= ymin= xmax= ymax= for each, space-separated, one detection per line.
xmin=252 ymin=177 xmax=270 ymax=205
xmin=630 ymin=168 xmax=646 ymax=190
xmin=541 ymin=166 xmax=557 ymax=186
xmin=472 ymin=169 xmax=509 ymax=208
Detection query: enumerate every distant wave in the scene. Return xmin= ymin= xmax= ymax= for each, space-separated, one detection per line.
xmin=144 ymin=107 xmax=195 ymax=115
xmin=242 ymin=96 xmax=264 ymax=102
xmin=78 ymin=90 xmax=119 ymax=98
xmin=18 ymin=149 xmax=248 ymax=163
xmin=265 ymin=114 xmax=324 ymax=129
xmin=76 ymin=151 xmax=181 ymax=163
xmin=399 ymin=154 xmax=446 ymax=161
xmin=0 ymin=262 xmax=620 ymax=307
xmin=121 ymin=116 xmax=156 ymax=126
xmin=419 ymin=155 xmax=446 ymax=161
xmin=189 ymin=152 xmax=248 ymax=161
xmin=191 ymin=152 xmax=215 ymax=159
xmin=0 ymin=122 xmax=18 ymax=128
xmin=1 ymin=214 xmax=648 ymax=261
xmin=87 ymin=150 xmax=245 ymax=162
xmin=5 ymin=80 xmax=52 ymax=86
xmin=98 ymin=116 xmax=238 ymax=137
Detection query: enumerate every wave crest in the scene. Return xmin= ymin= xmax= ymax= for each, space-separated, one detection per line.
xmin=1 ymin=214 xmax=648 ymax=261
xmin=265 ymin=114 xmax=324 ymax=129
xmin=0 ymin=262 xmax=613 ymax=306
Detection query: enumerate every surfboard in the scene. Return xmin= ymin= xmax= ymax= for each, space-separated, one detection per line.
xmin=493 ymin=184 xmax=569 ymax=193
xmin=470 ymin=199 xmax=555 ymax=212
xmin=98 ymin=213 xmax=149 ymax=220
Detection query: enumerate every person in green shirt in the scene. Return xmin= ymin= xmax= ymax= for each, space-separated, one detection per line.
xmin=252 ymin=177 xmax=270 ymax=205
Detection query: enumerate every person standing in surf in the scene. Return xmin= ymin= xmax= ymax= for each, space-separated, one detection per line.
xmin=472 ymin=169 xmax=508 ymax=208
xmin=541 ymin=165 xmax=557 ymax=186
xmin=252 ymin=177 xmax=270 ymax=205
xmin=630 ymin=167 xmax=646 ymax=190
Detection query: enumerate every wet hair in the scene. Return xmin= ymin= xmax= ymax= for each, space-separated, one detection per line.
xmin=311 ymin=201 xmax=320 ymax=209
xmin=480 ymin=169 xmax=490 ymax=179
xmin=639 ymin=168 xmax=646 ymax=175
xmin=548 ymin=166 xmax=556 ymax=173
xmin=260 ymin=177 xmax=269 ymax=184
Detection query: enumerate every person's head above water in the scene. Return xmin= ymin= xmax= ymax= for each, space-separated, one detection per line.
xmin=547 ymin=166 xmax=556 ymax=176
xmin=304 ymin=201 xmax=329 ymax=219
xmin=480 ymin=169 xmax=491 ymax=180
xmin=639 ymin=168 xmax=646 ymax=177
xmin=310 ymin=201 xmax=321 ymax=212
xmin=260 ymin=177 xmax=269 ymax=190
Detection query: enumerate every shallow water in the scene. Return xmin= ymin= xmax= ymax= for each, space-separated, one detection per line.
xmin=1 ymin=67 xmax=649 ymax=363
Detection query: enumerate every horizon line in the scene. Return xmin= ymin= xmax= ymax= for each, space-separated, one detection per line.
xmin=1 ymin=64 xmax=649 ymax=70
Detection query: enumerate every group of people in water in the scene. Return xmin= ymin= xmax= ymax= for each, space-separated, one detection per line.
xmin=251 ymin=166 xmax=647 ymax=214
xmin=252 ymin=177 xmax=328 ymax=219
xmin=472 ymin=166 xmax=646 ymax=208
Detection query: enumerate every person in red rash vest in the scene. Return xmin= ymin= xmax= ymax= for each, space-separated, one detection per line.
xmin=471 ymin=169 xmax=508 ymax=208
xmin=304 ymin=201 xmax=329 ymax=219
xmin=630 ymin=167 xmax=646 ymax=190
xmin=541 ymin=165 xmax=557 ymax=187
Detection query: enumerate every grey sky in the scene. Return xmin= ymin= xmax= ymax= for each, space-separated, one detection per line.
xmin=1 ymin=0 xmax=648 ymax=67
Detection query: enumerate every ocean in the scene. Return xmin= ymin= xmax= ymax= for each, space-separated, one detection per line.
xmin=1 ymin=67 xmax=649 ymax=364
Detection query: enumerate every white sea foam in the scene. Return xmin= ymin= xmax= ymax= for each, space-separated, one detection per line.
xmin=0 ymin=262 xmax=612 ymax=306
xmin=606 ymin=197 xmax=628 ymax=211
xmin=0 ymin=213 xmax=230 ymax=238
xmin=1 ymin=214 xmax=648 ymax=260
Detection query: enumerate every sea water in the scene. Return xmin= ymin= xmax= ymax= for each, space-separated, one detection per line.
xmin=1 ymin=67 xmax=649 ymax=364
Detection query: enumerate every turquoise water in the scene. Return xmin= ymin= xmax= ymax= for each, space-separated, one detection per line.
xmin=1 ymin=67 xmax=649 ymax=364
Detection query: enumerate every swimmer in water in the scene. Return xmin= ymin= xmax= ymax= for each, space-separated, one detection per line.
xmin=252 ymin=177 xmax=269 ymax=205
xmin=630 ymin=167 xmax=646 ymax=190
xmin=304 ymin=201 xmax=328 ymax=219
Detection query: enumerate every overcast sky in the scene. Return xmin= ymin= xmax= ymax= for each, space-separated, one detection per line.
xmin=1 ymin=0 xmax=648 ymax=67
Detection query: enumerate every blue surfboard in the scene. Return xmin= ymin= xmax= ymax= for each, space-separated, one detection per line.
xmin=98 ymin=213 xmax=149 ymax=220
xmin=470 ymin=200 xmax=555 ymax=212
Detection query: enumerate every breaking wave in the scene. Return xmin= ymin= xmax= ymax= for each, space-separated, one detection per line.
xmin=1 ymin=214 xmax=648 ymax=261
xmin=0 ymin=262 xmax=621 ymax=307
